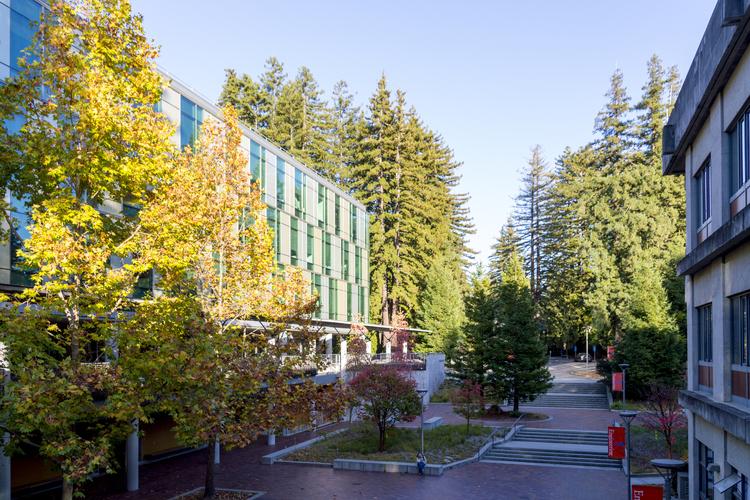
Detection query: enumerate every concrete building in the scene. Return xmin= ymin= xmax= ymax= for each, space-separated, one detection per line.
xmin=663 ymin=1 xmax=750 ymax=498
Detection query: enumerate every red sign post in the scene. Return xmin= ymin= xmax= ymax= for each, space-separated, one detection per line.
xmin=631 ymin=485 xmax=663 ymax=500
xmin=608 ymin=426 xmax=625 ymax=459
xmin=607 ymin=345 xmax=615 ymax=361
xmin=612 ymin=372 xmax=623 ymax=392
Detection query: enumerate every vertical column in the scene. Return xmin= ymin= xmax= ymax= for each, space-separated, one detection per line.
xmin=719 ymin=260 xmax=732 ymax=402
xmin=267 ymin=432 xmax=276 ymax=446
xmin=340 ymin=338 xmax=347 ymax=373
xmin=214 ymin=439 xmax=220 ymax=465
xmin=385 ymin=341 xmax=391 ymax=358
xmin=0 ymin=369 xmax=10 ymax=500
xmin=686 ymin=275 xmax=697 ymax=392
xmin=125 ymin=420 xmax=139 ymax=492
xmin=365 ymin=340 xmax=372 ymax=355
xmin=325 ymin=334 xmax=333 ymax=356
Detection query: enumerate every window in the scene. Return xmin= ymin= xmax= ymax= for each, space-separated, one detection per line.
xmin=250 ymin=141 xmax=265 ymax=185
xmin=180 ymin=96 xmax=203 ymax=149
xmin=731 ymin=110 xmax=750 ymax=194
xmin=341 ymin=240 xmax=349 ymax=280
xmin=294 ymin=169 xmax=305 ymax=217
xmin=731 ymin=467 xmax=746 ymax=500
xmin=355 ymin=246 xmax=362 ymax=283
xmin=312 ymin=274 xmax=322 ymax=315
xmin=290 ymin=217 xmax=298 ymax=266
xmin=698 ymin=304 xmax=712 ymax=362
xmin=351 ymin=205 xmax=358 ymax=242
xmin=324 ymin=232 xmax=331 ymax=275
xmin=306 ymin=224 xmax=314 ymax=271
xmin=317 ymin=184 xmax=327 ymax=228
xmin=276 ymin=158 xmax=285 ymax=210
xmin=359 ymin=286 xmax=366 ymax=322
xmin=10 ymin=0 xmax=42 ymax=74
xmin=267 ymin=207 xmax=280 ymax=263
xmin=329 ymin=278 xmax=338 ymax=320
xmin=9 ymin=194 xmax=32 ymax=287
xmin=335 ymin=194 xmax=341 ymax=235
xmin=347 ymin=283 xmax=353 ymax=321
xmin=698 ymin=441 xmax=714 ymax=500
xmin=696 ymin=161 xmax=711 ymax=228
xmin=732 ymin=292 xmax=750 ymax=366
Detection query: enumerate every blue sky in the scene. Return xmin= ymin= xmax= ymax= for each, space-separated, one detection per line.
xmin=130 ymin=0 xmax=716 ymax=262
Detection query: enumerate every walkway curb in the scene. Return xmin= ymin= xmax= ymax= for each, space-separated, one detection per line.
xmin=261 ymin=428 xmax=348 ymax=464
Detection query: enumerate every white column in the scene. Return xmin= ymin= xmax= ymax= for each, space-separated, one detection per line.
xmin=385 ymin=342 xmax=391 ymax=358
xmin=267 ymin=432 xmax=276 ymax=446
xmin=402 ymin=341 xmax=408 ymax=354
xmin=214 ymin=439 xmax=220 ymax=465
xmin=340 ymin=339 xmax=347 ymax=372
xmin=125 ymin=420 xmax=139 ymax=492
xmin=325 ymin=334 xmax=333 ymax=356
xmin=365 ymin=340 xmax=372 ymax=354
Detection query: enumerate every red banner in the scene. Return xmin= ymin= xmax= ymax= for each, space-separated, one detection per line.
xmin=607 ymin=345 xmax=615 ymax=361
xmin=608 ymin=426 xmax=625 ymax=459
xmin=613 ymin=372 xmax=623 ymax=392
xmin=632 ymin=485 xmax=663 ymax=500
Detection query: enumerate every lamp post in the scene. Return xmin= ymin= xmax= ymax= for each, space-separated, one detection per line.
xmin=620 ymin=410 xmax=638 ymax=500
xmin=650 ymin=458 xmax=687 ymax=500
xmin=619 ymin=363 xmax=630 ymax=406
xmin=417 ymin=389 xmax=428 ymax=455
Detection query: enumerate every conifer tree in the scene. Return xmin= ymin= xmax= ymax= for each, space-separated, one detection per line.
xmin=493 ymin=251 xmax=552 ymax=414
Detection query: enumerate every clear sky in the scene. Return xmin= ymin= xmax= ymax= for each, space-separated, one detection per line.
xmin=130 ymin=0 xmax=716 ymax=263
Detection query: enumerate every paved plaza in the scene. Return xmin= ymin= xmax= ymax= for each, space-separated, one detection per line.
xmin=89 ymin=360 xmax=628 ymax=500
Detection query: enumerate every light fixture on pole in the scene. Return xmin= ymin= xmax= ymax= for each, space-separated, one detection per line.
xmin=620 ymin=410 xmax=638 ymax=500
xmin=417 ymin=389 xmax=428 ymax=455
xmin=650 ymin=458 xmax=687 ymax=500
xmin=619 ymin=363 xmax=630 ymax=406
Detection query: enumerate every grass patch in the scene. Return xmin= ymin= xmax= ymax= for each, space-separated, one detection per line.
xmin=630 ymin=425 xmax=688 ymax=474
xmin=610 ymin=401 xmax=648 ymax=411
xmin=285 ymin=423 xmax=500 ymax=464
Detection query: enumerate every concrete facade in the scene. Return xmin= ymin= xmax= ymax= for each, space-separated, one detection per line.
xmin=664 ymin=1 xmax=750 ymax=498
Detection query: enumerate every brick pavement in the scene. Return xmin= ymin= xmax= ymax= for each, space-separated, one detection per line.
xmin=85 ymin=403 xmax=628 ymax=500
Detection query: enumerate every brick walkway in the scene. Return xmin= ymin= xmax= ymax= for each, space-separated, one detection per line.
xmin=398 ymin=403 xmax=620 ymax=432
xmin=86 ymin=403 xmax=628 ymax=500
xmin=93 ymin=439 xmax=625 ymax=500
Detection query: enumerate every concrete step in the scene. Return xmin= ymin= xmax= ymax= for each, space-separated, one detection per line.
xmin=548 ymin=383 xmax=606 ymax=395
xmin=513 ymin=436 xmax=608 ymax=445
xmin=483 ymin=447 xmax=621 ymax=469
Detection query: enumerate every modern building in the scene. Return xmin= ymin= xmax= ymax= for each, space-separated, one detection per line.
xmin=0 ymin=0 xmax=376 ymax=494
xmin=663 ymin=1 xmax=750 ymax=498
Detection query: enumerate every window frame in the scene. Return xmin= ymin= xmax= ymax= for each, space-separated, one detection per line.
xmin=732 ymin=292 xmax=750 ymax=367
xmin=695 ymin=159 xmax=711 ymax=229
xmin=697 ymin=304 xmax=713 ymax=363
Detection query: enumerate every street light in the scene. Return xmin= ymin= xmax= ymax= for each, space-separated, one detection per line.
xmin=620 ymin=410 xmax=639 ymax=500
xmin=650 ymin=458 xmax=687 ymax=500
xmin=417 ymin=389 xmax=428 ymax=455
xmin=619 ymin=363 xmax=630 ymax=406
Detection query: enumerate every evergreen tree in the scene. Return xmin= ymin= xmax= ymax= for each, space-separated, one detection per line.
xmin=457 ymin=266 xmax=496 ymax=384
xmin=493 ymin=250 xmax=552 ymax=414
xmin=330 ymin=80 xmax=361 ymax=184
xmin=489 ymin=219 xmax=520 ymax=287
xmin=219 ymin=69 xmax=263 ymax=128
xmin=514 ymin=145 xmax=553 ymax=303
xmin=414 ymin=253 xmax=466 ymax=359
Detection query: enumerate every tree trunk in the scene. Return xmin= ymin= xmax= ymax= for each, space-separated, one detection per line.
xmin=204 ymin=436 xmax=216 ymax=498
xmin=513 ymin=390 xmax=520 ymax=414
xmin=62 ymin=478 xmax=74 ymax=500
xmin=378 ymin=425 xmax=386 ymax=452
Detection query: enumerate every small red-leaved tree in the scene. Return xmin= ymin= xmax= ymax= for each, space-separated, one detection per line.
xmin=451 ymin=380 xmax=484 ymax=434
xmin=350 ymin=364 xmax=421 ymax=451
xmin=642 ymin=384 xmax=686 ymax=459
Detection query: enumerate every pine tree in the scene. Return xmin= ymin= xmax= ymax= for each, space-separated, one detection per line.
xmin=489 ymin=218 xmax=520 ymax=287
xmin=219 ymin=69 xmax=263 ymax=128
xmin=330 ymin=80 xmax=361 ymax=184
xmin=457 ymin=266 xmax=496 ymax=384
xmin=414 ymin=253 xmax=466 ymax=358
xmin=514 ymin=145 xmax=553 ymax=303
xmin=493 ymin=251 xmax=552 ymax=414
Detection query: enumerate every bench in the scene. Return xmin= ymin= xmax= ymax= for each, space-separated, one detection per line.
xmin=423 ymin=416 xmax=443 ymax=430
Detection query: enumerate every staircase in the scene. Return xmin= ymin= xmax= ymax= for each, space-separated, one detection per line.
xmin=522 ymin=383 xmax=609 ymax=409
xmin=483 ymin=428 xmax=621 ymax=470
